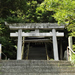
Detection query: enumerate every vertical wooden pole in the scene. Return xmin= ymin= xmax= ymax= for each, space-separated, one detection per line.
xmin=17 ymin=29 xmax=22 ymax=60
xmin=45 ymin=43 xmax=49 ymax=60
xmin=26 ymin=43 xmax=30 ymax=60
xmin=52 ymin=29 xmax=59 ymax=60
xmin=21 ymin=37 xmax=25 ymax=59
xmin=0 ymin=44 xmax=2 ymax=60
xmin=60 ymin=40 xmax=62 ymax=60
xmin=68 ymin=36 xmax=73 ymax=61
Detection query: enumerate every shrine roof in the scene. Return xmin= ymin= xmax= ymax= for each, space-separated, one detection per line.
xmin=5 ymin=22 xmax=65 ymax=30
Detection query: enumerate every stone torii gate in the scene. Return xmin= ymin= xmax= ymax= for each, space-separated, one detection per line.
xmin=5 ymin=22 xmax=64 ymax=60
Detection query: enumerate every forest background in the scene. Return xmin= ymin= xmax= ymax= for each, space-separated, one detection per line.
xmin=0 ymin=0 xmax=75 ymax=59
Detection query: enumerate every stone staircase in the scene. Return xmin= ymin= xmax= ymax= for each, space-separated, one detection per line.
xmin=28 ymin=47 xmax=46 ymax=60
xmin=0 ymin=60 xmax=75 ymax=75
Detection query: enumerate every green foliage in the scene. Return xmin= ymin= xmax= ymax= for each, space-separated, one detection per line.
xmin=36 ymin=1 xmax=56 ymax=23
xmin=37 ymin=0 xmax=75 ymax=62
xmin=0 ymin=0 xmax=56 ymax=59
xmin=73 ymin=44 xmax=75 ymax=51
xmin=0 ymin=0 xmax=28 ymax=18
xmin=0 ymin=18 xmax=16 ymax=59
xmin=38 ymin=0 xmax=75 ymax=36
xmin=71 ymin=54 xmax=75 ymax=65
xmin=1 ymin=0 xmax=74 ymax=60
xmin=72 ymin=44 xmax=75 ymax=65
xmin=6 ymin=16 xmax=25 ymax=23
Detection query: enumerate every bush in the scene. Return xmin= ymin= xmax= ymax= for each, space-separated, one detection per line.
xmin=71 ymin=54 xmax=75 ymax=66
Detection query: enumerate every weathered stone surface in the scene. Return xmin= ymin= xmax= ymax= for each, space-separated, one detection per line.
xmin=0 ymin=60 xmax=75 ymax=75
xmin=5 ymin=22 xmax=65 ymax=30
xmin=52 ymin=29 xmax=59 ymax=60
xmin=10 ymin=32 xmax=64 ymax=37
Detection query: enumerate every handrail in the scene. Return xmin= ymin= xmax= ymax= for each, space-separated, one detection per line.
xmin=67 ymin=46 xmax=75 ymax=61
xmin=2 ymin=52 xmax=7 ymax=60
xmin=67 ymin=46 xmax=75 ymax=54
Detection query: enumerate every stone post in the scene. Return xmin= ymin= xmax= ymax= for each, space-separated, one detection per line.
xmin=17 ymin=29 xmax=22 ymax=60
xmin=52 ymin=29 xmax=59 ymax=60
xmin=68 ymin=36 xmax=73 ymax=61
xmin=0 ymin=44 xmax=2 ymax=60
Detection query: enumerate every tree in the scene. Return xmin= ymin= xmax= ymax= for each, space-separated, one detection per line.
xmin=0 ymin=0 xmax=28 ymax=59
xmin=0 ymin=0 xmax=55 ymax=59
xmin=37 ymin=0 xmax=75 ymax=36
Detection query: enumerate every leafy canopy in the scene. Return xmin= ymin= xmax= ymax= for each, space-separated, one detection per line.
xmin=37 ymin=0 xmax=75 ymax=36
xmin=0 ymin=0 xmax=55 ymax=59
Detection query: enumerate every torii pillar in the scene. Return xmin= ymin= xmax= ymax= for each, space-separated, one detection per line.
xmin=17 ymin=29 xmax=22 ymax=60
xmin=52 ymin=29 xmax=59 ymax=60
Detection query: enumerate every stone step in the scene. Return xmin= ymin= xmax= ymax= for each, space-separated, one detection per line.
xmin=29 ymin=48 xmax=46 ymax=50
xmin=28 ymin=55 xmax=46 ymax=58
xmin=28 ymin=54 xmax=46 ymax=56
xmin=2 ymin=73 xmax=75 ymax=75
xmin=29 ymin=49 xmax=46 ymax=51
xmin=0 ymin=60 xmax=71 ymax=63
xmin=29 ymin=50 xmax=46 ymax=53
xmin=28 ymin=51 xmax=46 ymax=54
xmin=1 ymin=66 xmax=75 ymax=70
xmin=28 ymin=47 xmax=46 ymax=60
xmin=28 ymin=56 xmax=46 ymax=59
xmin=29 ymin=49 xmax=46 ymax=52
xmin=29 ymin=51 xmax=46 ymax=53
xmin=1 ymin=68 xmax=75 ymax=73
xmin=28 ymin=58 xmax=47 ymax=60
xmin=0 ymin=60 xmax=74 ymax=75
xmin=29 ymin=47 xmax=45 ymax=49
xmin=0 ymin=63 xmax=71 ymax=66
